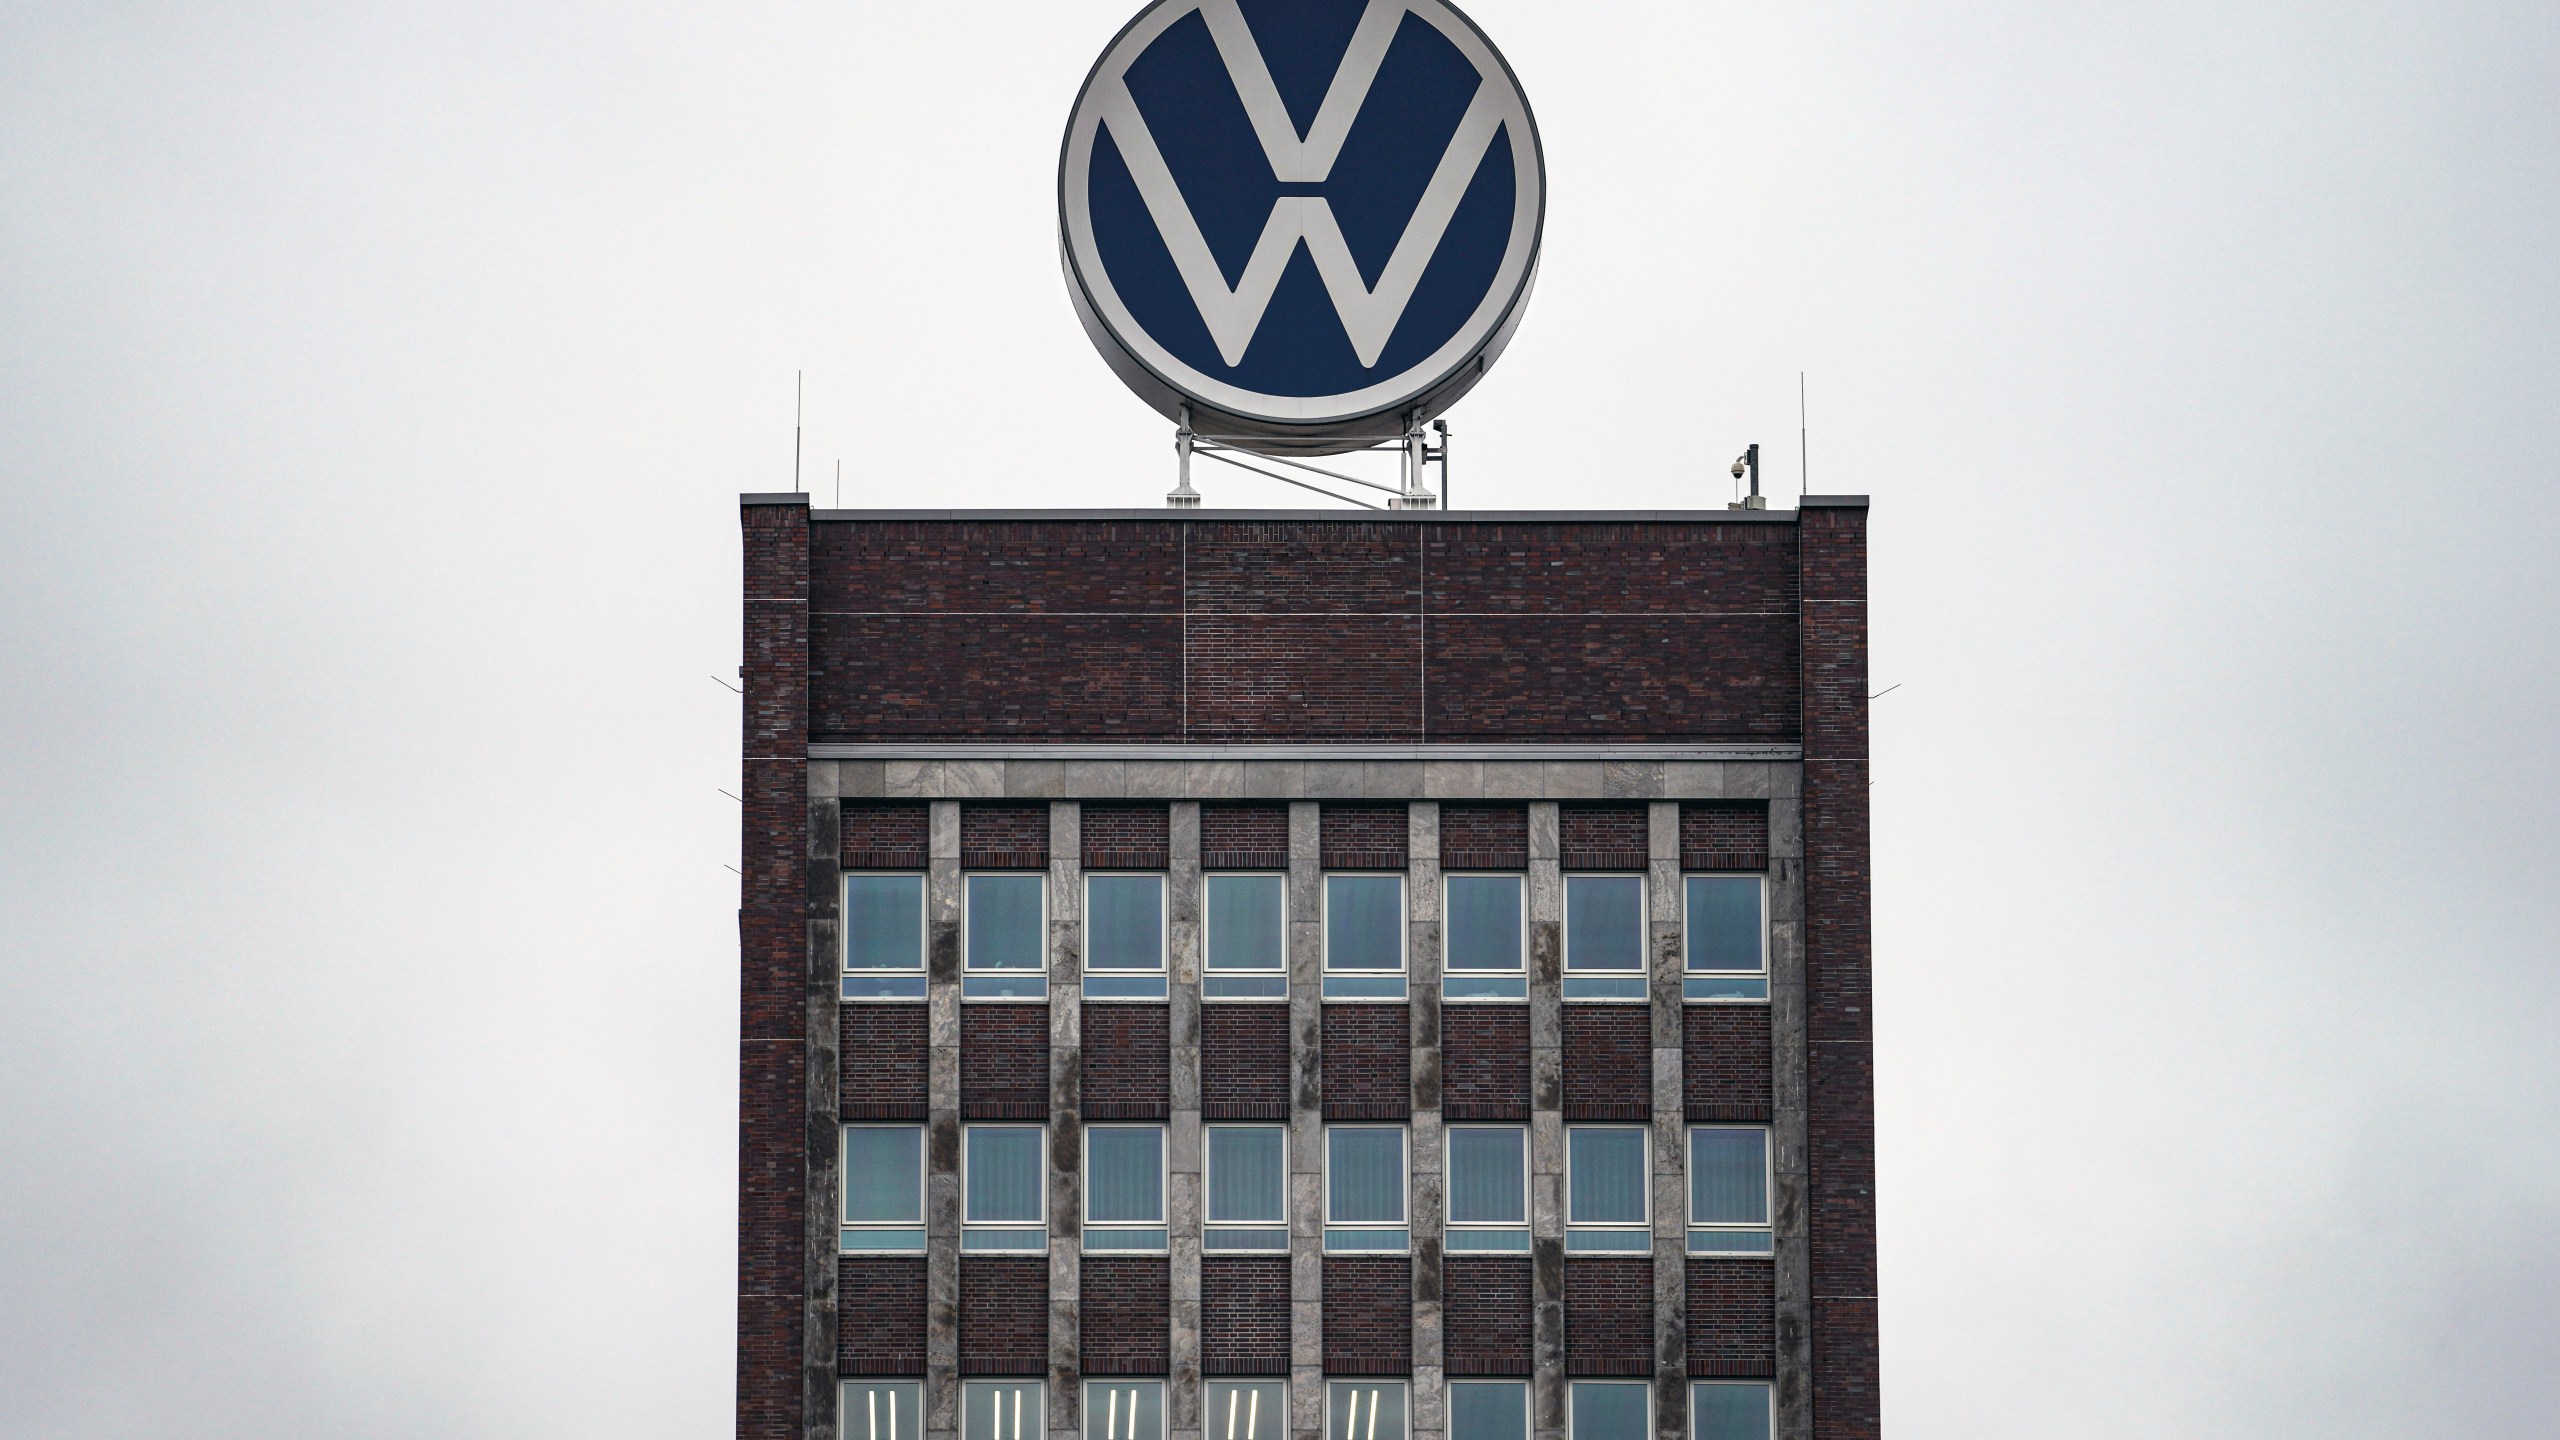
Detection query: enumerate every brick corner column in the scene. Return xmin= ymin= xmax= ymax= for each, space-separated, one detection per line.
xmin=1798 ymin=497 xmax=1877 ymax=1440
xmin=1408 ymin=802 xmax=1447 ymax=1440
xmin=1526 ymin=802 xmax=1564 ymax=1440
xmin=809 ymin=772 xmax=846 ymax=1438
xmin=740 ymin=493 xmax=810 ymax=1440
xmin=1646 ymin=803 xmax=1687 ymax=1440
xmin=1051 ymin=803 xmax=1086 ymax=1440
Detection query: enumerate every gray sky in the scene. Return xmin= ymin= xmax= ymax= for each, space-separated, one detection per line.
xmin=3 ymin=1 xmax=2555 ymax=1435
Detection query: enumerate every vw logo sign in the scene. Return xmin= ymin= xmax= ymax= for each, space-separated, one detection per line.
xmin=1061 ymin=0 xmax=1544 ymax=454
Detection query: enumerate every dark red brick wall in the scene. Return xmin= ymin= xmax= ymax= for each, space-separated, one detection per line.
xmin=1321 ymin=804 xmax=1408 ymax=870
xmin=1440 ymin=805 xmax=1528 ymax=870
xmin=739 ymin=501 xmax=809 ymax=1440
xmin=806 ymin=520 xmax=1799 ymax=743
xmin=1322 ymin=1005 xmax=1412 ymax=1120
xmin=959 ymin=1257 xmax=1048 ymax=1375
xmin=841 ymin=1005 xmax=929 ymax=1121
xmin=1559 ymin=805 xmax=1649 ymax=871
xmin=961 ymin=804 xmax=1048 ymax=870
xmin=1684 ymin=1007 xmax=1772 ymax=1122
xmin=1323 ymin=1257 xmax=1413 ymax=1374
xmin=838 ymin=1258 xmax=926 ymax=1375
xmin=1082 ymin=1256 xmax=1171 ymax=1375
xmin=1202 ymin=1257 xmax=1291 ymax=1374
xmin=962 ymin=1006 xmax=1049 ymax=1120
xmin=841 ymin=802 xmax=928 ymax=869
xmin=1800 ymin=503 xmax=1877 ymax=1439
xmin=1680 ymin=803 xmax=1769 ymax=872
xmin=1442 ymin=1007 xmax=1530 ymax=1121
xmin=1564 ymin=1258 xmax=1654 ymax=1376
xmin=1444 ymin=1256 xmax=1533 ymax=1374
xmin=1084 ymin=1004 xmax=1170 ymax=1119
xmin=1562 ymin=1009 xmax=1651 ymax=1121
xmin=1202 ymin=1005 xmax=1291 ymax=1120
xmin=1202 ymin=805 xmax=1289 ymax=869
xmin=1084 ymin=804 xmax=1170 ymax=870
xmin=1689 ymin=1260 xmax=1777 ymax=1377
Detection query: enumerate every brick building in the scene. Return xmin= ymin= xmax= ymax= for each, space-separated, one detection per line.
xmin=737 ymin=500 xmax=1877 ymax=1440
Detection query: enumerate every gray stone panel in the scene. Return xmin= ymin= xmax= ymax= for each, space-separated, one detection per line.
xmin=1049 ymin=803 xmax=1084 ymax=1440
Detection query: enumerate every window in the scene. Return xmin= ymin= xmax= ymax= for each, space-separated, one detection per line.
xmin=1691 ymin=1383 xmax=1772 ymax=1440
xmin=1563 ymin=874 xmax=1646 ymax=1000
xmin=1684 ymin=875 xmax=1768 ymax=1001
xmin=1087 ymin=1381 xmax=1164 ymax=1440
xmin=1566 ymin=1126 xmax=1649 ymax=1252
xmin=962 ymin=1125 xmax=1045 ymax=1251
xmin=1209 ymin=1382 xmax=1287 ymax=1440
xmin=1323 ymin=873 xmax=1405 ymax=999
xmin=1205 ymin=1124 xmax=1287 ymax=1252
xmin=1688 ymin=1126 xmax=1773 ymax=1255
xmin=964 ymin=873 xmax=1046 ymax=1000
xmin=841 ymin=1125 xmax=926 ymax=1253
xmin=1087 ymin=874 xmax=1168 ymax=1000
xmin=1449 ymin=1382 xmax=1528 ymax=1440
xmin=1085 ymin=1125 xmax=1167 ymax=1251
xmin=1205 ymin=873 xmax=1287 ymax=999
xmin=1443 ymin=874 xmax=1526 ymax=1001
xmin=964 ymin=1383 xmax=1043 ymax=1440
xmin=1568 ymin=1383 xmax=1648 ymax=1440
xmin=1328 ymin=1382 xmax=1407 ymax=1440
xmin=1324 ymin=1125 xmax=1408 ymax=1251
xmin=1445 ymin=1125 xmax=1528 ymax=1252
xmin=844 ymin=1382 xmax=922 ymax=1440
xmin=843 ymin=873 xmax=928 ymax=1000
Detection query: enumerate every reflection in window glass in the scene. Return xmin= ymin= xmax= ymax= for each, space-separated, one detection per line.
xmin=1325 ymin=876 xmax=1404 ymax=970
xmin=967 ymin=875 xmax=1045 ymax=970
xmin=1088 ymin=875 xmax=1165 ymax=970
xmin=1328 ymin=1383 xmax=1407 ymax=1440
xmin=844 ymin=1382 xmax=922 ymax=1440
xmin=1087 ymin=1382 xmax=1163 ymax=1440
xmin=1568 ymin=1129 xmax=1647 ymax=1225
xmin=1445 ymin=875 xmax=1523 ymax=971
xmin=1569 ymin=1384 xmax=1647 ymax=1440
xmin=1207 ymin=875 xmax=1285 ymax=970
xmin=1327 ymin=1128 xmax=1406 ymax=1224
xmin=1209 ymin=1382 xmax=1288 ymax=1440
xmin=1447 ymin=1128 xmax=1527 ymax=1225
xmin=1685 ymin=877 xmax=1764 ymax=972
xmin=965 ymin=1127 xmax=1043 ymax=1223
xmin=1449 ymin=1382 xmax=1528 ymax=1440
xmin=964 ymin=1383 xmax=1043 ymax=1440
xmin=843 ymin=1126 xmax=923 ymax=1224
xmin=1087 ymin=1127 xmax=1165 ymax=1224
xmin=1208 ymin=1127 xmax=1285 ymax=1223
xmin=845 ymin=875 xmax=925 ymax=969
xmin=1564 ymin=877 xmax=1643 ymax=970
xmin=1692 ymin=1383 xmax=1773 ymax=1440
xmin=1689 ymin=1129 xmax=1770 ymax=1225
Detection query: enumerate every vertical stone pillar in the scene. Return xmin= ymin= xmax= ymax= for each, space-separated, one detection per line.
xmin=1286 ymin=802 xmax=1324 ymax=1440
xmin=1051 ymin=804 xmax=1086 ymax=1440
xmin=809 ymin=787 xmax=845 ymax=1439
xmin=1407 ymin=803 xmax=1446 ymax=1440
xmin=1525 ymin=802 xmax=1565 ymax=1440
xmin=1169 ymin=802 xmax=1206 ymax=1440
xmin=1646 ymin=804 xmax=1687 ymax=1440
xmin=927 ymin=802 xmax=964 ymax=1440
xmin=1768 ymin=788 xmax=1811 ymax=1440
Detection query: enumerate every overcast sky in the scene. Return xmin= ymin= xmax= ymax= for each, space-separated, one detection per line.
xmin=3 ymin=1 xmax=2556 ymax=1435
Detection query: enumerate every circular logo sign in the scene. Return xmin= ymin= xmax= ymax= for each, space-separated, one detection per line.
xmin=1060 ymin=0 xmax=1544 ymax=453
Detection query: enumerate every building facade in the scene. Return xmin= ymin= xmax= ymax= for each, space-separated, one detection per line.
xmin=737 ymin=499 xmax=1877 ymax=1440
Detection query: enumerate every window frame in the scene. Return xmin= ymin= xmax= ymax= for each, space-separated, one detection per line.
xmin=962 ymin=871 xmax=1049 ymax=1001
xmin=1565 ymin=1382 xmax=1651 ymax=1440
xmin=1084 ymin=871 xmax=1170 ymax=1001
xmin=1083 ymin=1122 xmax=1169 ymax=1252
xmin=1682 ymin=872 xmax=1770 ymax=1003
xmin=1321 ymin=871 xmax=1408 ymax=1000
xmin=1685 ymin=1124 xmax=1775 ymax=1256
xmin=1203 ymin=1122 xmax=1290 ymax=1253
xmin=1324 ymin=1379 xmax=1410 ymax=1440
xmin=1322 ymin=1122 xmax=1411 ymax=1252
xmin=1688 ymin=1381 xmax=1775 ymax=1440
xmin=960 ymin=1122 xmax=1048 ymax=1251
xmin=1203 ymin=870 xmax=1290 ymax=1001
xmin=841 ymin=870 xmax=929 ymax=1002
xmin=843 ymin=1380 xmax=925 ymax=1440
xmin=1440 ymin=871 xmax=1528 ymax=1003
xmin=1085 ymin=1379 xmax=1167 ymax=1440
xmin=1560 ymin=872 xmax=1648 ymax=1003
xmin=1564 ymin=1124 xmax=1651 ymax=1252
xmin=1442 ymin=1122 xmax=1530 ymax=1251
xmin=839 ymin=1123 xmax=928 ymax=1253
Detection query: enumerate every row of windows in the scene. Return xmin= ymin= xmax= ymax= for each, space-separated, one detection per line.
xmin=844 ymin=871 xmax=1769 ymax=1003
xmin=843 ymin=1123 xmax=1772 ymax=1257
xmin=843 ymin=1380 xmax=1773 ymax=1440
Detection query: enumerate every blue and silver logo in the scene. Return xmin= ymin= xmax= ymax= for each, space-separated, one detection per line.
xmin=1061 ymin=0 xmax=1544 ymax=451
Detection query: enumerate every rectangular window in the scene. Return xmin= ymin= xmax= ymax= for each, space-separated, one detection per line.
xmin=1566 ymin=1126 xmax=1650 ymax=1252
xmin=1209 ymin=1382 xmax=1288 ymax=1440
xmin=1087 ymin=874 xmax=1168 ymax=1000
xmin=1443 ymin=874 xmax=1526 ymax=1001
xmin=1205 ymin=1124 xmax=1288 ymax=1252
xmin=1449 ymin=1382 xmax=1528 ymax=1440
xmin=1324 ymin=1125 xmax=1408 ymax=1252
xmin=962 ymin=1124 xmax=1045 ymax=1251
xmin=1085 ymin=1125 xmax=1167 ymax=1251
xmin=1563 ymin=875 xmax=1646 ymax=1001
xmin=1445 ymin=1125 xmax=1529 ymax=1252
xmin=844 ymin=1382 xmax=923 ymax=1440
xmin=1327 ymin=1382 xmax=1407 ymax=1440
xmin=1687 ymin=1126 xmax=1773 ymax=1255
xmin=1205 ymin=873 xmax=1287 ymax=1000
xmin=1684 ymin=875 xmax=1769 ymax=1001
xmin=1087 ymin=1381 xmax=1164 ymax=1440
xmin=841 ymin=1124 xmax=926 ymax=1253
xmin=964 ymin=1383 xmax=1043 ymax=1440
xmin=1567 ymin=1383 xmax=1648 ymax=1440
xmin=1691 ymin=1383 xmax=1773 ymax=1440
xmin=843 ymin=873 xmax=927 ymax=1001
xmin=964 ymin=873 xmax=1047 ymax=1000
xmin=1324 ymin=874 xmax=1406 ymax=1000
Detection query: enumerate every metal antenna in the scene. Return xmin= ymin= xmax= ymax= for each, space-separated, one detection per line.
xmin=793 ymin=371 xmax=804 ymax=493
xmin=835 ymin=459 xmax=843 ymax=510
xmin=1799 ymin=372 xmax=1808 ymax=500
